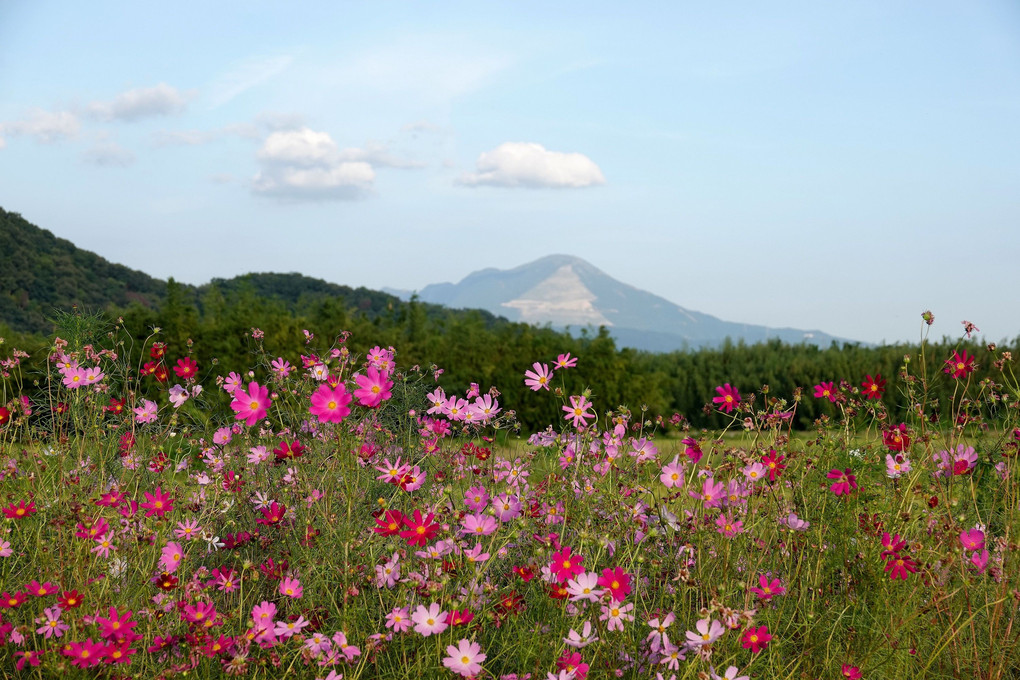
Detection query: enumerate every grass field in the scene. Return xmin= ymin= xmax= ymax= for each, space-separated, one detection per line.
xmin=0 ymin=327 xmax=1018 ymax=679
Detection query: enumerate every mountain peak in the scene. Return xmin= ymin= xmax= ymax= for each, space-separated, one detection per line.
xmin=416 ymin=254 xmax=851 ymax=350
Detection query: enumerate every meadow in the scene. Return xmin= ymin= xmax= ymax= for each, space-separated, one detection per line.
xmin=0 ymin=314 xmax=1017 ymax=679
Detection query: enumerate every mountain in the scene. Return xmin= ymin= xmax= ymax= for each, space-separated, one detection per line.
xmin=0 ymin=207 xmax=166 ymax=335
xmin=406 ymin=254 xmax=849 ymax=350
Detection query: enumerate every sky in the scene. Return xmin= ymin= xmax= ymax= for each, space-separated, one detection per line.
xmin=1 ymin=0 xmax=1019 ymax=345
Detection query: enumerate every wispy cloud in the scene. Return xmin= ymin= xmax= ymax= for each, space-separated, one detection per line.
xmin=81 ymin=140 xmax=135 ymax=167
xmin=87 ymin=83 xmax=194 ymax=122
xmin=208 ymin=55 xmax=295 ymax=108
xmin=0 ymin=109 xmax=79 ymax=143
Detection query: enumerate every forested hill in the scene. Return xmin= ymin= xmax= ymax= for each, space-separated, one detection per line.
xmin=0 ymin=207 xmax=165 ymax=334
xmin=0 ymin=207 xmax=501 ymax=336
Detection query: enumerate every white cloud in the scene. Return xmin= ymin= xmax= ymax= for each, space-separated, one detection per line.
xmin=252 ymin=127 xmax=375 ymax=201
xmin=459 ymin=142 xmax=606 ymax=189
xmin=0 ymin=135 xmax=5 ymax=149
xmin=1 ymin=109 xmax=80 ymax=143
xmin=81 ymin=141 xmax=135 ymax=167
xmin=87 ymin=83 xmax=193 ymax=122
xmin=208 ymin=55 xmax=294 ymax=108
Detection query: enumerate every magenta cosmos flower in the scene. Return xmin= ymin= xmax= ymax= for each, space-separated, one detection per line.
xmin=712 ymin=384 xmax=741 ymax=413
xmin=309 ymin=383 xmax=352 ymax=423
xmin=353 ymin=366 xmax=393 ymax=408
xmin=230 ymin=382 xmax=271 ymax=426
xmin=827 ymin=468 xmax=858 ymax=496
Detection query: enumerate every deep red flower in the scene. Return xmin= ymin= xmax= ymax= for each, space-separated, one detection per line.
xmin=58 ymin=589 xmax=84 ymax=610
xmin=399 ymin=509 xmax=439 ymax=547
xmin=0 ymin=591 xmax=28 ymax=609
xmin=155 ymin=572 xmax=179 ymax=591
xmin=445 ymin=609 xmax=475 ymax=626
xmin=883 ymin=423 xmax=910 ymax=452
xmin=761 ymin=449 xmax=786 ymax=481
xmin=944 ymin=350 xmax=976 ymax=379
xmin=0 ymin=406 xmax=9 ymax=426
xmin=372 ymin=510 xmax=405 ymax=537
xmin=884 ymin=555 xmax=918 ymax=580
xmin=256 ymin=502 xmax=288 ymax=527
xmin=861 ymin=374 xmax=886 ymax=400
xmin=2 ymin=500 xmax=37 ymax=520
xmin=273 ymin=440 xmax=306 ymax=461
xmin=741 ymin=625 xmax=772 ymax=653
xmin=105 ymin=398 xmax=126 ymax=415
xmin=173 ymin=357 xmax=198 ymax=379
xmin=150 ymin=342 xmax=167 ymax=360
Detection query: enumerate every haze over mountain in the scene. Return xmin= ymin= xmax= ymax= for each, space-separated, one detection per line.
xmin=389 ymin=255 xmax=852 ymax=351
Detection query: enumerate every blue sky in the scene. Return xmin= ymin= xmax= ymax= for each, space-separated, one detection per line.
xmin=2 ymin=1 xmax=1018 ymax=344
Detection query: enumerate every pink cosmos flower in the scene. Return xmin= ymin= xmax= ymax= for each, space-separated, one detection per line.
xmin=274 ymin=616 xmax=309 ymax=639
xmin=279 ymin=576 xmax=303 ymax=599
xmin=36 ymin=606 xmax=69 ymax=639
xmin=564 ymin=621 xmax=599 ymax=648
xmin=96 ymin=606 xmax=137 ymax=641
xmin=251 ymin=601 xmax=276 ymax=626
xmin=463 ymin=485 xmax=490 ymax=511
xmin=886 ymin=454 xmax=912 ymax=479
xmin=61 ymin=366 xmax=87 ymax=389
xmin=686 ymin=618 xmax=725 ymax=646
xmin=748 ymin=574 xmax=785 ymax=600
xmin=411 ymin=603 xmax=449 ymax=637
xmin=712 ymin=384 xmax=741 ymax=413
xmin=160 ymin=541 xmax=184 ymax=573
xmin=553 ymin=353 xmax=578 ymax=370
xmin=385 ymin=606 xmax=411 ymax=632
xmin=693 ymin=477 xmax=726 ymax=508
xmin=230 ymin=382 xmax=271 ymax=426
xmin=524 ymin=361 xmax=552 ymax=391
xmin=353 ymin=366 xmax=393 ymax=408
xmin=960 ymin=528 xmax=985 ymax=552
xmin=647 ymin=612 xmax=676 ymax=652
xmin=443 ymin=638 xmax=486 ymax=677
xmin=563 ymin=395 xmax=595 ymax=428
xmin=716 ymin=513 xmax=744 ymax=537
xmin=827 ymin=468 xmax=858 ymax=496
xmin=461 ymin=512 xmax=498 ymax=537
xmin=600 ymin=600 xmax=635 ymax=632
xmin=63 ymin=638 xmax=104 ymax=668
xmin=309 ymin=383 xmax=352 ymax=423
xmin=133 ymin=399 xmax=158 ymax=424
xmin=271 ymin=357 xmax=292 ymax=377
xmin=492 ymin=493 xmax=522 ymax=522
xmin=566 ymin=571 xmax=604 ymax=602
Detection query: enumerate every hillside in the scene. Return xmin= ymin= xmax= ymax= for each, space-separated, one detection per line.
xmin=0 ymin=207 xmax=165 ymax=335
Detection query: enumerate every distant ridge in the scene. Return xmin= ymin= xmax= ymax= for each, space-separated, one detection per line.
xmin=404 ymin=254 xmax=851 ymax=350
